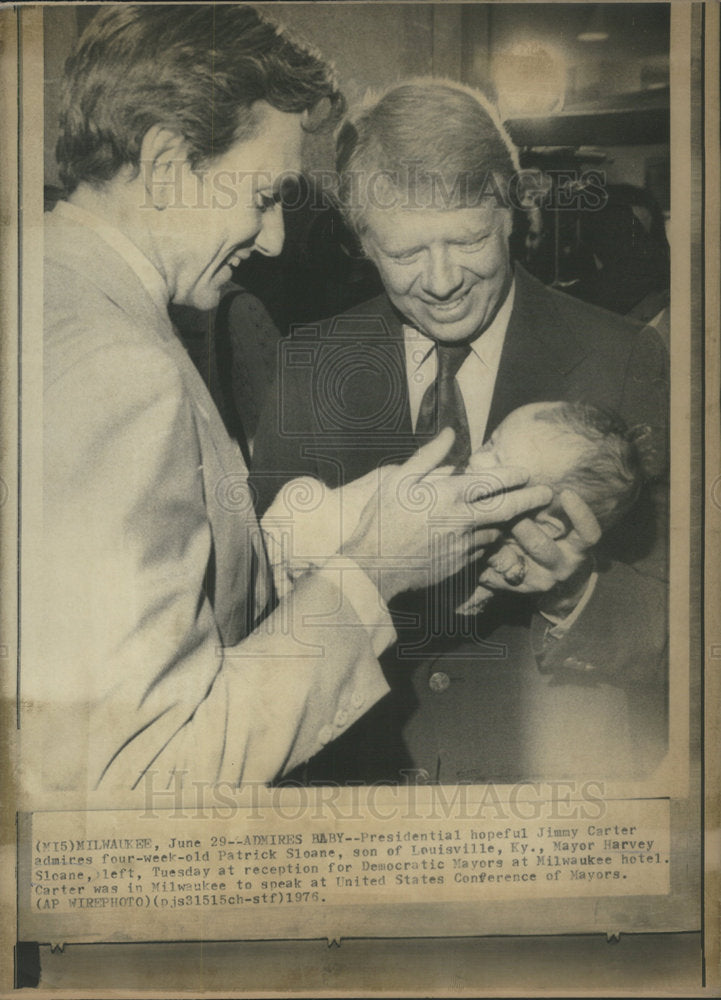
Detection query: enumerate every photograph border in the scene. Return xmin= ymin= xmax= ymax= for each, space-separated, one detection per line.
xmin=2 ymin=1 xmax=719 ymax=995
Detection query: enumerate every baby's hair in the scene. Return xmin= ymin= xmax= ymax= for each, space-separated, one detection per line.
xmin=532 ymin=401 xmax=643 ymax=530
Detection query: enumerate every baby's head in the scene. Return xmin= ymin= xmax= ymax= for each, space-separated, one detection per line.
xmin=470 ymin=401 xmax=642 ymax=538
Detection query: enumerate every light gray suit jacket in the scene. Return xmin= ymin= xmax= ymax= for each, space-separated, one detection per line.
xmin=28 ymin=207 xmax=389 ymax=799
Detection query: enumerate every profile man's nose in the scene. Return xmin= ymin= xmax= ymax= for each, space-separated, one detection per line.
xmin=255 ymin=204 xmax=286 ymax=258
xmin=422 ymin=249 xmax=463 ymax=299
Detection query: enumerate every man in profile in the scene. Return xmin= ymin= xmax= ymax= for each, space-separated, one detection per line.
xmin=252 ymin=80 xmax=669 ymax=784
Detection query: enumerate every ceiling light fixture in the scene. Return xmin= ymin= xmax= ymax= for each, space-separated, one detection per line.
xmin=492 ymin=41 xmax=567 ymax=120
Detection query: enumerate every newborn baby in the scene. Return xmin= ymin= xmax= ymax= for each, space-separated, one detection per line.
xmin=261 ymin=400 xmax=642 ymax=608
xmin=456 ymin=399 xmax=643 ymax=614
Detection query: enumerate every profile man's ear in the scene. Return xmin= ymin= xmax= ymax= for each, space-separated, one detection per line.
xmin=535 ymin=511 xmax=569 ymax=541
xmin=355 ymin=232 xmax=373 ymax=262
xmin=501 ymin=205 xmax=515 ymax=240
xmin=138 ymin=125 xmax=188 ymax=211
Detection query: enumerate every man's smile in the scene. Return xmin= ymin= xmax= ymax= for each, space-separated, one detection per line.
xmin=421 ymin=286 xmax=473 ymax=315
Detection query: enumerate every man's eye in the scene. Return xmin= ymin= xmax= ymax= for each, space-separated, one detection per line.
xmin=255 ymin=192 xmax=278 ymax=212
xmin=459 ymin=237 xmax=489 ymax=251
xmin=387 ymin=251 xmax=420 ymax=264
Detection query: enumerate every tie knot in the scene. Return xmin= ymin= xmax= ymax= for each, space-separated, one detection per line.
xmin=436 ymin=342 xmax=471 ymax=382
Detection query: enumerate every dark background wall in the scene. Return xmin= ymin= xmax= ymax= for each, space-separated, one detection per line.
xmin=43 ymin=3 xmax=670 ymax=197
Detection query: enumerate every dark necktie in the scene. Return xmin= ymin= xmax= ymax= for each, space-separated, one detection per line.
xmin=415 ymin=342 xmax=472 ymax=467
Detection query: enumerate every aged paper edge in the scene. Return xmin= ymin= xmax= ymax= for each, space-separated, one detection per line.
xmin=1 ymin=0 xmax=719 ymax=996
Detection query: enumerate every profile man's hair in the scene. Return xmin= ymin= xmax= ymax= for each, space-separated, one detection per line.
xmin=533 ymin=401 xmax=643 ymax=530
xmin=56 ymin=4 xmax=345 ymax=193
xmin=336 ymin=79 xmax=520 ymax=236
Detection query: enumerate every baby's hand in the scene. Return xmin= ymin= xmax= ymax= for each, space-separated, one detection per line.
xmin=456 ymin=581 xmax=494 ymax=616
xmin=485 ymin=538 xmax=529 ymax=584
xmin=455 ymin=539 xmax=527 ymax=614
xmin=477 ymin=490 xmax=600 ymax=597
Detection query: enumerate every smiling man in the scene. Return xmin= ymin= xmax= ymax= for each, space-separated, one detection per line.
xmin=359 ymin=198 xmax=514 ymax=344
xmin=252 ymin=80 xmax=670 ymax=784
xmin=34 ymin=12 xmax=552 ymax=800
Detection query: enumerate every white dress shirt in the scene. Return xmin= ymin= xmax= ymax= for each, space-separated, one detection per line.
xmin=403 ymin=281 xmax=515 ymax=450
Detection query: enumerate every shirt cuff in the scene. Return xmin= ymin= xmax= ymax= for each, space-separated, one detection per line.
xmin=540 ymin=571 xmax=599 ymax=637
xmin=261 ymin=475 xmax=396 ymax=656
xmin=261 ymin=526 xmax=295 ymax=601
xmin=311 ymin=557 xmax=396 ymax=658
xmin=263 ymin=534 xmax=396 ymax=659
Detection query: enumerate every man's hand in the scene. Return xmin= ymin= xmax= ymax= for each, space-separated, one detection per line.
xmin=342 ymin=429 xmax=553 ymax=605
xmin=477 ymin=489 xmax=601 ymax=614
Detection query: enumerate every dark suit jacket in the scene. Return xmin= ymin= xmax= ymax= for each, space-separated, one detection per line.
xmin=251 ymin=265 xmax=669 ymax=784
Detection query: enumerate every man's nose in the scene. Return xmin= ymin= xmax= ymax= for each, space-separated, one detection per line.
xmin=254 ymin=204 xmax=285 ymax=258
xmin=421 ymin=247 xmax=464 ymax=299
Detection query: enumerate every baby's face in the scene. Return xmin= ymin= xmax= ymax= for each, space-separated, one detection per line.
xmin=468 ymin=403 xmax=588 ymax=538
xmin=470 ymin=403 xmax=586 ymax=485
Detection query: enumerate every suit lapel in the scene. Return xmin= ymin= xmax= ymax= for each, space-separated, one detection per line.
xmin=312 ymin=295 xmax=417 ymax=480
xmin=333 ymin=294 xmax=411 ymax=434
xmin=486 ymin=266 xmax=589 ymax=437
xmin=161 ymin=324 xmax=272 ymax=634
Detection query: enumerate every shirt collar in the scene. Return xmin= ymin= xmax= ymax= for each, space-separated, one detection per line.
xmin=403 ymin=279 xmax=516 ymax=373
xmin=54 ymin=200 xmax=169 ymax=313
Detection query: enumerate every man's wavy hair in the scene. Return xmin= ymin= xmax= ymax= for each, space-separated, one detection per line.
xmin=56 ymin=4 xmax=345 ymax=193
xmin=336 ymin=79 xmax=520 ymax=237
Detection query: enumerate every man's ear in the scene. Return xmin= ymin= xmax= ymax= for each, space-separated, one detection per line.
xmin=501 ymin=205 xmax=514 ymax=240
xmin=535 ymin=510 xmax=569 ymax=541
xmin=357 ymin=232 xmax=374 ymax=262
xmin=138 ymin=125 xmax=189 ymax=211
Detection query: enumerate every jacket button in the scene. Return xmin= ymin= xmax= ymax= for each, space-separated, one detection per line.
xmin=429 ymin=671 xmax=451 ymax=693
xmin=351 ymin=692 xmax=364 ymax=709
xmin=334 ymin=709 xmax=349 ymax=728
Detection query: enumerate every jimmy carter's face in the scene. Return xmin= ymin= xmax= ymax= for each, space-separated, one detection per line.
xmin=362 ymin=200 xmax=514 ymax=343
xmin=152 ymin=104 xmax=303 ymax=310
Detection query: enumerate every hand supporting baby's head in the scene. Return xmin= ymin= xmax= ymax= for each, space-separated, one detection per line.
xmin=468 ymin=400 xmax=643 ymax=537
xmin=458 ymin=401 xmax=643 ymax=615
